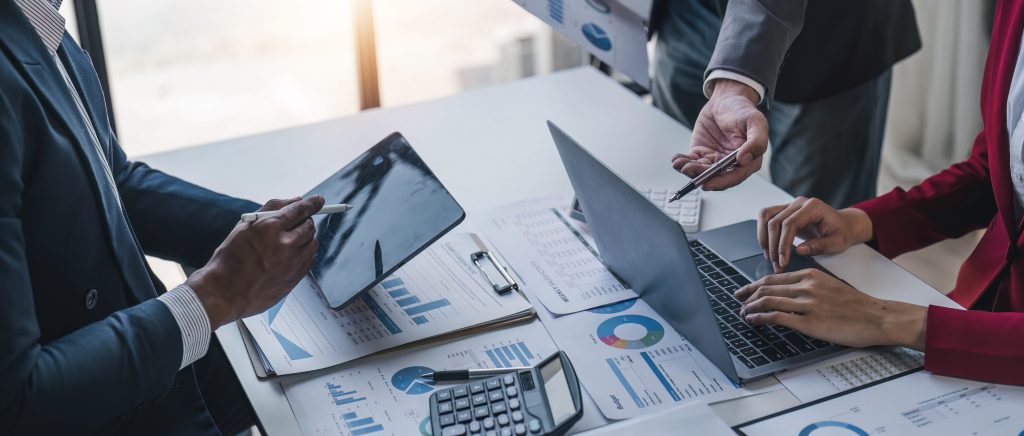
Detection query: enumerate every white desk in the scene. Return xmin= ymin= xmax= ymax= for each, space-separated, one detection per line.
xmin=142 ymin=67 xmax=952 ymax=435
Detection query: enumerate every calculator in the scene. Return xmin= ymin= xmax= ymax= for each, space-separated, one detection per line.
xmin=428 ymin=351 xmax=583 ymax=436
xmin=570 ymin=187 xmax=702 ymax=233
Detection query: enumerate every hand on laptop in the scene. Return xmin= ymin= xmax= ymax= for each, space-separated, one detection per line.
xmin=757 ymin=197 xmax=874 ymax=272
xmin=671 ymin=79 xmax=767 ymax=191
xmin=734 ymin=269 xmax=927 ymax=350
xmin=187 ymin=195 xmax=325 ymax=328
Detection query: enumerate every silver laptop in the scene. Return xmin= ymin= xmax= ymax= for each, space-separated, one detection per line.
xmin=548 ymin=121 xmax=845 ymax=383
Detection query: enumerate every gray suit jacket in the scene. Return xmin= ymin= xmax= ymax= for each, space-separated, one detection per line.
xmin=706 ymin=0 xmax=920 ymax=103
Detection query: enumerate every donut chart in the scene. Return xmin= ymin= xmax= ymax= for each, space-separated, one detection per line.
xmin=597 ymin=315 xmax=664 ymax=349
xmin=798 ymin=421 xmax=869 ymax=436
xmin=589 ymin=298 xmax=637 ymax=314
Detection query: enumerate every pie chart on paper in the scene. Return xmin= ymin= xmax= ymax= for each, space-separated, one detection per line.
xmin=392 ymin=366 xmax=436 ymax=395
xmin=596 ymin=315 xmax=664 ymax=349
xmin=581 ymin=23 xmax=613 ymax=52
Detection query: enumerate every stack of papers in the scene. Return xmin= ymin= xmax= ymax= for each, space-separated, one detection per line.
xmin=240 ymin=233 xmax=535 ymax=376
xmin=282 ymin=322 xmax=559 ymax=435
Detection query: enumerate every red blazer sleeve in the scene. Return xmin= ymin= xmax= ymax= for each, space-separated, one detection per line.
xmin=853 ymin=131 xmax=997 ymax=258
xmin=925 ymin=305 xmax=1024 ymax=385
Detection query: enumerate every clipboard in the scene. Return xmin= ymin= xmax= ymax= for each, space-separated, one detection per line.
xmin=238 ymin=232 xmax=536 ymax=379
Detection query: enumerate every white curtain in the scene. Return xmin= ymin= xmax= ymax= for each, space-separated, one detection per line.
xmin=880 ymin=0 xmax=990 ymax=293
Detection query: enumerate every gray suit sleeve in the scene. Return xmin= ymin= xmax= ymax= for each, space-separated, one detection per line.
xmin=705 ymin=0 xmax=808 ymax=102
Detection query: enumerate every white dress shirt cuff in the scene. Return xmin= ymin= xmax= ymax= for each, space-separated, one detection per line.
xmin=157 ymin=284 xmax=212 ymax=370
xmin=704 ymin=70 xmax=767 ymax=104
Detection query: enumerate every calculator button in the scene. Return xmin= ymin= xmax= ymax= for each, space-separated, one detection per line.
xmin=497 ymin=414 xmax=510 ymax=426
xmin=440 ymin=414 xmax=456 ymax=427
xmin=453 ymin=386 xmax=469 ymax=398
xmin=438 ymin=401 xmax=454 ymax=414
xmin=474 ymin=407 xmax=489 ymax=419
xmin=508 ymin=398 xmax=520 ymax=410
xmin=470 ymin=383 xmax=485 ymax=394
xmin=503 ymin=375 xmax=516 ymax=386
xmin=483 ymin=417 xmax=496 ymax=430
xmin=455 ymin=398 xmax=471 ymax=410
xmin=442 ymin=424 xmax=467 ymax=436
xmin=491 ymin=402 xmax=507 ymax=414
xmin=486 ymin=379 xmax=502 ymax=390
xmin=500 ymin=428 xmax=513 ymax=436
xmin=488 ymin=391 xmax=504 ymax=402
xmin=505 ymin=386 xmax=518 ymax=398
xmin=437 ymin=389 xmax=453 ymax=401
xmin=511 ymin=410 xmax=524 ymax=423
xmin=514 ymin=423 xmax=526 ymax=435
xmin=472 ymin=394 xmax=488 ymax=407
xmin=469 ymin=420 xmax=482 ymax=433
xmin=528 ymin=419 xmax=541 ymax=433
xmin=457 ymin=410 xmax=473 ymax=423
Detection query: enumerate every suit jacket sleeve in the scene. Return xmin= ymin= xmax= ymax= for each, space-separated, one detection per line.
xmin=0 ymin=85 xmax=183 ymax=433
xmin=108 ymin=134 xmax=259 ymax=269
xmin=925 ymin=305 xmax=1024 ymax=385
xmin=705 ymin=0 xmax=808 ymax=102
xmin=853 ymin=131 xmax=997 ymax=258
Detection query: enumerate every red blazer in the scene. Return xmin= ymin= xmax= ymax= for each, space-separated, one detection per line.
xmin=854 ymin=0 xmax=1024 ymax=385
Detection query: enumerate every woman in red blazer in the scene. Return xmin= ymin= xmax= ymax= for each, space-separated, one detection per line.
xmin=735 ymin=0 xmax=1024 ymax=385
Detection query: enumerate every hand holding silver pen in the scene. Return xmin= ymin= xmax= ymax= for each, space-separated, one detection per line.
xmin=669 ymin=148 xmax=742 ymax=202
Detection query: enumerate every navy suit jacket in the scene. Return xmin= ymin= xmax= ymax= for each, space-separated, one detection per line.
xmin=0 ymin=2 xmax=258 ymax=433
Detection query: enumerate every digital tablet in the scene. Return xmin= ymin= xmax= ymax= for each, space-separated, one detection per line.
xmin=306 ymin=133 xmax=465 ymax=308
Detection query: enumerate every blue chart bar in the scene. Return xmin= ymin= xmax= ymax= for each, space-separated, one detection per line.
xmin=640 ymin=352 xmax=681 ymax=401
xmin=327 ymin=382 xmax=366 ymax=406
xmin=342 ymin=411 xmax=384 ymax=435
xmin=485 ymin=341 xmax=534 ymax=368
xmin=548 ymin=0 xmax=564 ymax=23
xmin=395 ymin=295 xmax=421 ymax=307
xmin=381 ymin=278 xmax=404 ymax=289
xmin=387 ymin=288 xmax=409 ymax=298
xmin=360 ymin=294 xmax=402 ymax=335
xmin=605 ymin=358 xmax=644 ymax=408
xmin=486 ymin=349 xmax=511 ymax=368
xmin=517 ymin=342 xmax=534 ymax=359
xmin=413 ymin=316 xmax=429 ymax=325
xmin=403 ymin=298 xmax=451 ymax=316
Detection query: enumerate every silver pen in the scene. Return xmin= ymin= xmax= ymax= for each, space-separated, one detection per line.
xmin=668 ymin=148 xmax=742 ymax=203
xmin=420 ymin=367 xmax=530 ymax=382
xmin=240 ymin=203 xmax=354 ymax=223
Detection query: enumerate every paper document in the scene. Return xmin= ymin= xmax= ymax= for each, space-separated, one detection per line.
xmin=532 ymin=295 xmax=782 ymax=420
xmin=283 ymin=322 xmax=559 ymax=436
xmin=512 ymin=0 xmax=651 ymax=87
xmin=242 ymin=233 xmax=534 ymax=375
xmin=480 ymin=197 xmax=637 ymax=314
xmin=738 ymin=370 xmax=1024 ymax=435
xmin=580 ymin=401 xmax=733 ymax=435
xmin=776 ymin=347 xmax=924 ymax=403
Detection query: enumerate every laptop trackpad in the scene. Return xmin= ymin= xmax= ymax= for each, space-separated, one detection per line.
xmin=731 ymin=252 xmax=829 ymax=282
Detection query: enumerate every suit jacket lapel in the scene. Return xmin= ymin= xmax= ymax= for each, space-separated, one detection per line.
xmin=0 ymin=4 xmax=157 ymax=301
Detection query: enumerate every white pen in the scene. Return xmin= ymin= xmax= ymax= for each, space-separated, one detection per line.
xmin=240 ymin=203 xmax=354 ymax=223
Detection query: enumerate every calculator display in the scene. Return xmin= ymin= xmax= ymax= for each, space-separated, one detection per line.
xmin=540 ymin=358 xmax=575 ymax=425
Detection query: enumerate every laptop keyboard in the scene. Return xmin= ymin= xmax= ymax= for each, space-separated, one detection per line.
xmin=689 ymin=240 xmax=832 ymax=369
xmin=642 ymin=188 xmax=700 ymax=233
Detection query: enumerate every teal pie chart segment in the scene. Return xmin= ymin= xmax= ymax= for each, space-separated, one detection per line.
xmin=597 ymin=315 xmax=664 ymax=349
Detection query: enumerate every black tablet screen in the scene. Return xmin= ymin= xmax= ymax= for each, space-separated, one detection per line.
xmin=306 ymin=133 xmax=464 ymax=308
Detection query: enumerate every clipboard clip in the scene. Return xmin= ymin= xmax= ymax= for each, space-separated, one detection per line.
xmin=470 ymin=251 xmax=518 ymax=296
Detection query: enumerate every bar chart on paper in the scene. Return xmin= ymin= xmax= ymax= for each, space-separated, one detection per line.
xmin=481 ymin=198 xmax=637 ymax=314
xmin=241 ymin=234 xmax=534 ymax=375
xmin=284 ymin=323 xmax=560 ymax=436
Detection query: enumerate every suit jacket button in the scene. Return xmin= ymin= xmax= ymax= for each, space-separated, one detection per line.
xmin=85 ymin=289 xmax=98 ymax=309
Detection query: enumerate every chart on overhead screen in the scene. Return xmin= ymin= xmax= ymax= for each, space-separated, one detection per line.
xmin=776 ymin=347 xmax=924 ymax=403
xmin=282 ymin=322 xmax=558 ymax=436
xmin=480 ymin=197 xmax=638 ymax=314
xmin=241 ymin=233 xmax=533 ymax=375
xmin=739 ymin=371 xmax=1024 ymax=436
xmin=512 ymin=0 xmax=651 ymax=87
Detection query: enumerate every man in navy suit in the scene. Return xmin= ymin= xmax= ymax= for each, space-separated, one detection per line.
xmin=0 ymin=1 xmax=325 ymax=433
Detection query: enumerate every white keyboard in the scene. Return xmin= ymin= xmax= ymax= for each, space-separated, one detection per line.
xmin=641 ymin=187 xmax=701 ymax=233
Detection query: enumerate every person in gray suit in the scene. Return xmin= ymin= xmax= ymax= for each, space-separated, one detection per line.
xmin=653 ymin=0 xmax=921 ymax=207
